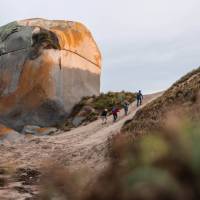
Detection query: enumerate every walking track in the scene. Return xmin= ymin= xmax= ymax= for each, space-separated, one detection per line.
xmin=0 ymin=92 xmax=162 ymax=199
xmin=0 ymin=92 xmax=163 ymax=170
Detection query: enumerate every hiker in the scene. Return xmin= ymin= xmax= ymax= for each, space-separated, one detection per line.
xmin=101 ymin=109 xmax=108 ymax=125
xmin=122 ymin=100 xmax=129 ymax=116
xmin=112 ymin=106 xmax=120 ymax=122
xmin=136 ymin=90 xmax=143 ymax=107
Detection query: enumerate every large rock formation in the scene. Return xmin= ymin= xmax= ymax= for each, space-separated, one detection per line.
xmin=0 ymin=18 xmax=101 ymax=131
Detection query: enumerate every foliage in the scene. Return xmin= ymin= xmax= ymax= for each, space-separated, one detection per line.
xmin=71 ymin=91 xmax=136 ymax=117
xmin=62 ymin=91 xmax=136 ymax=129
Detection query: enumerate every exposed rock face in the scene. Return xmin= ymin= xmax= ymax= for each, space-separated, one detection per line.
xmin=0 ymin=123 xmax=23 ymax=143
xmin=0 ymin=18 xmax=101 ymax=131
xmin=22 ymin=125 xmax=58 ymax=136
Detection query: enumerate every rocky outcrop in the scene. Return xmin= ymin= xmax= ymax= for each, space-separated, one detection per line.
xmin=0 ymin=18 xmax=101 ymax=131
xmin=22 ymin=125 xmax=58 ymax=136
xmin=0 ymin=123 xmax=23 ymax=143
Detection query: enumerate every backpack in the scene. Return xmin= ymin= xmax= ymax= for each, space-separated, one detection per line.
xmin=137 ymin=93 xmax=142 ymax=99
xmin=112 ymin=108 xmax=116 ymax=114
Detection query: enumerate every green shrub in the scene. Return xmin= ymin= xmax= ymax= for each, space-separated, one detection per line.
xmin=63 ymin=91 xmax=136 ymax=129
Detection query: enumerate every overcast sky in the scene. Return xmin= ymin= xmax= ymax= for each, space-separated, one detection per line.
xmin=1 ymin=0 xmax=200 ymax=93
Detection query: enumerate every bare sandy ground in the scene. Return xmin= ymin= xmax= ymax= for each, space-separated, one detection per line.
xmin=0 ymin=92 xmax=162 ymax=169
xmin=0 ymin=92 xmax=162 ymax=199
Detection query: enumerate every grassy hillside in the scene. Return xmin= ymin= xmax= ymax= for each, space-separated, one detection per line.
xmin=122 ymin=67 xmax=200 ymax=135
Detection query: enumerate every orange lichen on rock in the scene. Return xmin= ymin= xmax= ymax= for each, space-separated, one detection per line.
xmin=0 ymin=124 xmax=11 ymax=138
xmin=0 ymin=18 xmax=101 ymax=130
xmin=19 ymin=19 xmax=101 ymax=67
xmin=0 ymin=123 xmax=22 ymax=143
xmin=0 ymin=52 xmax=54 ymax=114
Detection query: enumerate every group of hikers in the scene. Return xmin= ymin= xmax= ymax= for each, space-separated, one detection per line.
xmin=100 ymin=90 xmax=143 ymax=125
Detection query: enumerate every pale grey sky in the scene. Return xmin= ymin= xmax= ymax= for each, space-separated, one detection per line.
xmin=1 ymin=0 xmax=200 ymax=93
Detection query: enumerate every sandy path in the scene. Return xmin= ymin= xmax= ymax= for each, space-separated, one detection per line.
xmin=0 ymin=92 xmax=163 ymax=199
xmin=0 ymin=92 xmax=162 ymax=172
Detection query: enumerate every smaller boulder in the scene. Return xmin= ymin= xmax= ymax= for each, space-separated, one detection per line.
xmin=71 ymin=106 xmax=97 ymax=127
xmin=22 ymin=125 xmax=58 ymax=136
xmin=0 ymin=124 xmax=23 ymax=144
xmin=72 ymin=116 xmax=86 ymax=127
xmin=78 ymin=106 xmax=96 ymax=116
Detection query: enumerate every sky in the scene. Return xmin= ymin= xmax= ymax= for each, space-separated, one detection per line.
xmin=1 ymin=0 xmax=200 ymax=93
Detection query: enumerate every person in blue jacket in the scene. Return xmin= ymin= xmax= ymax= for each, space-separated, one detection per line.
xmin=136 ymin=90 xmax=143 ymax=107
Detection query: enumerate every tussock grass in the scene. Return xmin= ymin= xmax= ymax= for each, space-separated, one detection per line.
xmin=122 ymin=67 xmax=200 ymax=135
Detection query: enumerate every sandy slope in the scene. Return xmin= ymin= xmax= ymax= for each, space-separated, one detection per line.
xmin=0 ymin=92 xmax=162 ymax=199
xmin=0 ymin=92 xmax=162 ymax=170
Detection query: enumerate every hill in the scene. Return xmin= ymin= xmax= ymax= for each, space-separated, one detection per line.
xmin=83 ymin=68 xmax=200 ymax=200
xmin=122 ymin=67 xmax=200 ymax=135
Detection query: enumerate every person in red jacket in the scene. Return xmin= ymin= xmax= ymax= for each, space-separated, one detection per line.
xmin=112 ymin=106 xmax=120 ymax=122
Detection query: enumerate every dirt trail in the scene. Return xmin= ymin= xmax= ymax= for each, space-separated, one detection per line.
xmin=0 ymin=92 xmax=162 ymax=170
xmin=0 ymin=92 xmax=162 ymax=199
